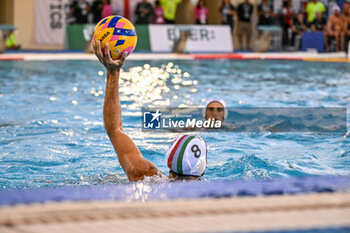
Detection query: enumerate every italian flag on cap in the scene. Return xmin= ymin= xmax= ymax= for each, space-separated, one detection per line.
xmin=165 ymin=134 xmax=207 ymax=176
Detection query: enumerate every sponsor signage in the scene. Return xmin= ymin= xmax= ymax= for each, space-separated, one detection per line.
xmin=148 ymin=25 xmax=233 ymax=53
xmin=34 ymin=0 xmax=69 ymax=45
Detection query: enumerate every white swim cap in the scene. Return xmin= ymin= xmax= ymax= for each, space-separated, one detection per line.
xmin=332 ymin=5 xmax=340 ymax=13
xmin=165 ymin=134 xmax=207 ymax=176
xmin=202 ymin=97 xmax=228 ymax=119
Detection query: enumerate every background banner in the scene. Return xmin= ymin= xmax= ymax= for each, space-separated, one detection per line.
xmin=34 ymin=0 xmax=69 ymax=45
xmin=149 ymin=25 xmax=233 ymax=53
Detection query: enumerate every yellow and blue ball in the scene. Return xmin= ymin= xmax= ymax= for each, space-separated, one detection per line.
xmin=93 ymin=15 xmax=137 ymax=60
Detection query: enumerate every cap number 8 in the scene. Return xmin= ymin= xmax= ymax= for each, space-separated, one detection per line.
xmin=191 ymin=144 xmax=201 ymax=158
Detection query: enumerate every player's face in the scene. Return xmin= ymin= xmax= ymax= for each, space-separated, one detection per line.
xmin=205 ymin=102 xmax=225 ymax=122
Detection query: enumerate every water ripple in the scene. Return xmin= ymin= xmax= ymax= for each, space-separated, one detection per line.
xmin=0 ymin=60 xmax=349 ymax=188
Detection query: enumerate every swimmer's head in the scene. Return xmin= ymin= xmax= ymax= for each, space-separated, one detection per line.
xmin=165 ymin=134 xmax=207 ymax=180
xmin=203 ymin=97 xmax=228 ymax=123
xmin=333 ymin=6 xmax=340 ymax=15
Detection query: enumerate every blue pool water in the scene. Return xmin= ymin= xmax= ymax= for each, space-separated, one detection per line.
xmin=0 ymin=60 xmax=349 ymax=189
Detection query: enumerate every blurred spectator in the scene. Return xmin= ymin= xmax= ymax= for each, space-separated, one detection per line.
xmin=153 ymin=0 xmax=165 ymax=24
xmin=70 ymin=1 xmax=81 ymax=24
xmin=237 ymin=0 xmax=253 ymax=50
xmin=102 ymin=0 xmax=113 ymax=19
xmin=301 ymin=0 xmax=308 ymax=9
xmin=305 ymin=0 xmax=325 ymax=23
xmin=344 ymin=5 xmax=350 ymax=52
xmin=78 ymin=0 xmax=90 ymax=24
xmin=280 ymin=0 xmax=295 ymax=47
xmin=311 ymin=12 xmax=327 ymax=31
xmin=160 ymin=0 xmax=182 ymax=24
xmin=219 ymin=0 xmax=236 ymax=32
xmin=5 ymin=31 xmax=21 ymax=50
xmin=135 ymin=0 xmax=153 ymax=24
xmin=311 ymin=12 xmax=328 ymax=51
xmin=257 ymin=0 xmax=274 ymax=26
xmin=327 ymin=6 xmax=345 ymax=51
xmin=91 ymin=0 xmax=103 ymax=23
xmin=194 ymin=0 xmax=208 ymax=25
xmin=67 ymin=3 xmax=78 ymax=24
xmin=291 ymin=12 xmax=308 ymax=48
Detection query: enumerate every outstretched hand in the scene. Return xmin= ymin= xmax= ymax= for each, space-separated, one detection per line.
xmin=92 ymin=40 xmax=127 ymax=73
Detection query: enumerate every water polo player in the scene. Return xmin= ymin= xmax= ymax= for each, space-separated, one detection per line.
xmin=93 ymin=41 xmax=207 ymax=181
xmin=203 ymin=97 xmax=228 ymax=124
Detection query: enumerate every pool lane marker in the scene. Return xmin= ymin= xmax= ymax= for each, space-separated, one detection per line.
xmin=194 ymin=54 xmax=304 ymax=61
xmin=0 ymin=56 xmax=24 ymax=61
xmin=303 ymin=58 xmax=350 ymax=63
xmin=0 ymin=53 xmax=349 ymax=63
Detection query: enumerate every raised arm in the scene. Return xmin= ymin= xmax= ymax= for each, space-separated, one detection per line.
xmin=93 ymin=41 xmax=160 ymax=181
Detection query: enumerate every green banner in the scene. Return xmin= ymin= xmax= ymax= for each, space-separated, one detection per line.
xmin=134 ymin=25 xmax=150 ymax=51
xmin=66 ymin=24 xmax=151 ymax=51
xmin=66 ymin=24 xmax=86 ymax=50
